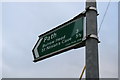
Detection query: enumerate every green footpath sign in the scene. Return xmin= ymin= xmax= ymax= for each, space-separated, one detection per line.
xmin=33 ymin=16 xmax=84 ymax=62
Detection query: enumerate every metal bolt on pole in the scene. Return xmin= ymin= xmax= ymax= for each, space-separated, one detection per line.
xmin=85 ymin=0 xmax=99 ymax=80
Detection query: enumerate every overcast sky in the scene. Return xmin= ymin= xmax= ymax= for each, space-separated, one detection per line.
xmin=1 ymin=1 xmax=118 ymax=78
xmin=0 ymin=2 xmax=2 ymax=79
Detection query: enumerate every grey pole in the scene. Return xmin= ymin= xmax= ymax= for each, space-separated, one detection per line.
xmin=85 ymin=0 xmax=99 ymax=79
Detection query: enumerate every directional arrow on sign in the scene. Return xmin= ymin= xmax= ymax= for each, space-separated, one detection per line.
xmin=32 ymin=14 xmax=85 ymax=62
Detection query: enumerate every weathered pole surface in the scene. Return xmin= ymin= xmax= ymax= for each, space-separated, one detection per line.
xmin=86 ymin=0 xmax=99 ymax=79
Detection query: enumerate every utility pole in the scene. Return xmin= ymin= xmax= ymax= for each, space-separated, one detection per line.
xmin=85 ymin=0 xmax=99 ymax=79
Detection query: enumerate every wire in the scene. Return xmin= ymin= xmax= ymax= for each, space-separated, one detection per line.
xmin=98 ymin=0 xmax=111 ymax=33
xmin=79 ymin=65 xmax=86 ymax=80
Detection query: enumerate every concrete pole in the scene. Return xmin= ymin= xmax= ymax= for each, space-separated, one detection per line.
xmin=86 ymin=0 xmax=99 ymax=79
